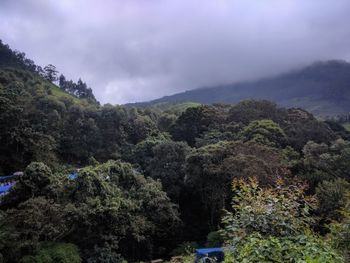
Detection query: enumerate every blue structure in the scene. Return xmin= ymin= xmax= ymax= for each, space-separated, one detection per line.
xmin=0 ymin=183 xmax=15 ymax=194
xmin=0 ymin=175 xmax=17 ymax=182
xmin=67 ymin=172 xmax=78 ymax=180
xmin=0 ymin=172 xmax=22 ymax=196
xmin=195 ymin=248 xmax=224 ymax=262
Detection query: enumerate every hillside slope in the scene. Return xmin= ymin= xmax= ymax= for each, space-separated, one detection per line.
xmin=133 ymin=60 xmax=350 ymax=116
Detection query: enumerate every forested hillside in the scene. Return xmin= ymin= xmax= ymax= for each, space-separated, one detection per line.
xmin=1 ymin=41 xmax=350 ymax=262
xmin=132 ymin=60 xmax=350 ymax=117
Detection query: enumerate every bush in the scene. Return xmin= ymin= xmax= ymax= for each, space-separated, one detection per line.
xmin=87 ymin=245 xmax=125 ymax=263
xmin=20 ymin=243 xmax=81 ymax=263
xmin=206 ymin=231 xmax=223 ymax=247
xmin=220 ymin=178 xmax=344 ymax=262
xmin=316 ymin=178 xmax=350 ymax=221
xmin=220 ymin=178 xmax=315 ymax=242
xmin=225 ymin=233 xmax=343 ymax=263
xmin=171 ymin=242 xmax=198 ymax=256
xmin=328 ymin=196 xmax=350 ymax=261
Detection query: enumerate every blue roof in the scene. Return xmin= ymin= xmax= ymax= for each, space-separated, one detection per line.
xmin=0 ymin=183 xmax=15 ymax=194
xmin=196 ymin=248 xmax=223 ymax=255
xmin=67 ymin=172 xmax=78 ymax=180
xmin=0 ymin=175 xmax=16 ymax=181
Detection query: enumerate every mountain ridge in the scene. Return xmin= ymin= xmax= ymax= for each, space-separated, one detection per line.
xmin=129 ymin=60 xmax=350 ymax=116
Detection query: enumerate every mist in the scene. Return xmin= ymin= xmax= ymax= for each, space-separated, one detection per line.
xmin=1 ymin=0 xmax=350 ymax=104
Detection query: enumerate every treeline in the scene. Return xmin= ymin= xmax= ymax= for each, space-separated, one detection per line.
xmin=0 ymin=40 xmax=97 ymax=103
xmin=1 ymin=41 xmax=350 ymax=262
xmin=327 ymin=113 xmax=350 ymax=123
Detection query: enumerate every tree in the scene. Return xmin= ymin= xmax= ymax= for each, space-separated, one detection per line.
xmin=185 ymin=141 xmax=291 ymax=229
xmin=3 ymin=162 xmax=56 ymax=205
xmin=67 ymin=160 xmax=180 ymax=261
xmin=221 ymin=178 xmax=315 ymax=241
xmin=87 ymin=245 xmax=124 ymax=263
xmin=283 ymin=108 xmax=335 ymax=151
xmin=129 ymin=134 xmax=170 ymax=173
xmin=328 ymin=194 xmax=350 ymax=262
xmin=170 ymin=105 xmax=225 ymax=146
xmin=240 ymin=119 xmax=287 ymax=147
xmin=220 ymin=178 xmax=343 ymax=263
xmin=0 ymin=160 xmax=180 ymax=262
xmin=228 ymin=100 xmax=287 ymax=125
xmin=4 ymin=197 xmax=72 ymax=247
xmin=58 ymin=74 xmax=67 ymax=91
xmin=147 ymin=141 xmax=190 ymax=202
xmin=43 ymin=64 xmax=58 ymax=83
xmin=157 ymin=113 xmax=177 ymax=132
xmin=300 ymin=139 xmax=350 ymax=191
xmin=316 ymin=179 xmax=350 ymax=222
xmin=20 ymin=243 xmax=81 ymax=263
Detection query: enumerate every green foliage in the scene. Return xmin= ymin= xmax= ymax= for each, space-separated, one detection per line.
xmin=206 ymin=231 xmax=223 ymax=247
xmin=0 ymin=160 xmax=179 ymax=262
xmin=224 ymin=233 xmax=343 ymax=263
xmin=6 ymin=197 xmax=71 ymax=241
xmin=147 ymin=141 xmax=190 ymax=201
xmin=87 ymin=245 xmax=125 ymax=263
xmin=300 ymin=139 xmax=350 ymax=191
xmin=170 ymin=105 xmax=226 ymax=146
xmin=20 ymin=162 xmax=53 ymax=194
xmin=282 ymin=146 xmax=301 ymax=168
xmin=130 ymin=134 xmax=170 ymax=173
xmin=0 ymin=40 xmax=37 ymax=72
xmin=69 ymin=160 xmax=180 ymax=260
xmin=3 ymin=162 xmax=64 ymax=205
xmin=240 ymin=119 xmax=287 ymax=147
xmin=195 ymin=128 xmax=239 ymax=147
xmin=220 ymin=178 xmax=315 ymax=242
xmin=343 ymin=122 xmax=350 ymax=132
xmin=186 ymin=141 xmax=290 ymax=229
xmin=316 ymin=178 xmax=350 ymax=221
xmin=328 ymin=196 xmax=350 ymax=261
xmin=2 ymin=41 xmax=350 ymax=262
xmin=163 ymin=254 xmax=195 ymax=263
xmin=229 ymin=100 xmax=287 ymax=125
xmin=20 ymin=243 xmax=81 ymax=263
xmin=221 ymin=179 xmax=343 ymax=262
xmin=157 ymin=113 xmax=177 ymax=132
xmin=171 ymin=242 xmax=198 ymax=256
xmin=284 ymin=108 xmax=335 ymax=151
xmin=325 ymin=120 xmax=350 ymax=141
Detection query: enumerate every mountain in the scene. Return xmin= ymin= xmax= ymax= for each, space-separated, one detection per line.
xmin=132 ymin=60 xmax=350 ymax=116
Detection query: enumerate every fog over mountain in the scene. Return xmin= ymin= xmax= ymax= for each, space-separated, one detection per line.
xmin=1 ymin=0 xmax=350 ymax=104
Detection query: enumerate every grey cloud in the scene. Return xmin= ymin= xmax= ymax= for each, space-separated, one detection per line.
xmin=1 ymin=0 xmax=350 ymax=104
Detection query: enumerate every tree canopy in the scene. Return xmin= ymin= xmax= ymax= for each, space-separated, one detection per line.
xmin=1 ymin=40 xmax=350 ymax=262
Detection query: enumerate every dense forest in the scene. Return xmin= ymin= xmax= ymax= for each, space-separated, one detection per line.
xmin=1 ymin=40 xmax=350 ymax=263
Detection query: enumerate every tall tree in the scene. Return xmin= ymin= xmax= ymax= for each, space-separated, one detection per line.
xmin=43 ymin=64 xmax=58 ymax=83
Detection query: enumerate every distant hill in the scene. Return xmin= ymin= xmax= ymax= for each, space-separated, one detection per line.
xmin=0 ymin=67 xmax=86 ymax=105
xmin=0 ymin=39 xmax=98 ymax=104
xmin=132 ymin=60 xmax=350 ymax=116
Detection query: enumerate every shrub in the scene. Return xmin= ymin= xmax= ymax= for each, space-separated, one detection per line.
xmin=220 ymin=178 xmax=315 ymax=243
xmin=206 ymin=231 xmax=223 ymax=247
xmin=20 ymin=243 xmax=81 ymax=263
xmin=316 ymin=178 xmax=350 ymax=221
xmin=220 ymin=178 xmax=343 ymax=262
xmin=328 ymin=195 xmax=350 ymax=261
xmin=171 ymin=242 xmax=198 ymax=256
xmin=225 ymin=233 xmax=343 ymax=263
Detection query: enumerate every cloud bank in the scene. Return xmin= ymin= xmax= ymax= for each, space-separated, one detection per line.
xmin=1 ymin=0 xmax=350 ymax=104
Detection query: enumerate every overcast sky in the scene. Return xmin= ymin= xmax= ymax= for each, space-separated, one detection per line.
xmin=1 ymin=0 xmax=350 ymax=104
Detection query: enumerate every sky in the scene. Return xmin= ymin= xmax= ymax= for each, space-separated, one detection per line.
xmin=1 ymin=0 xmax=350 ymax=104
